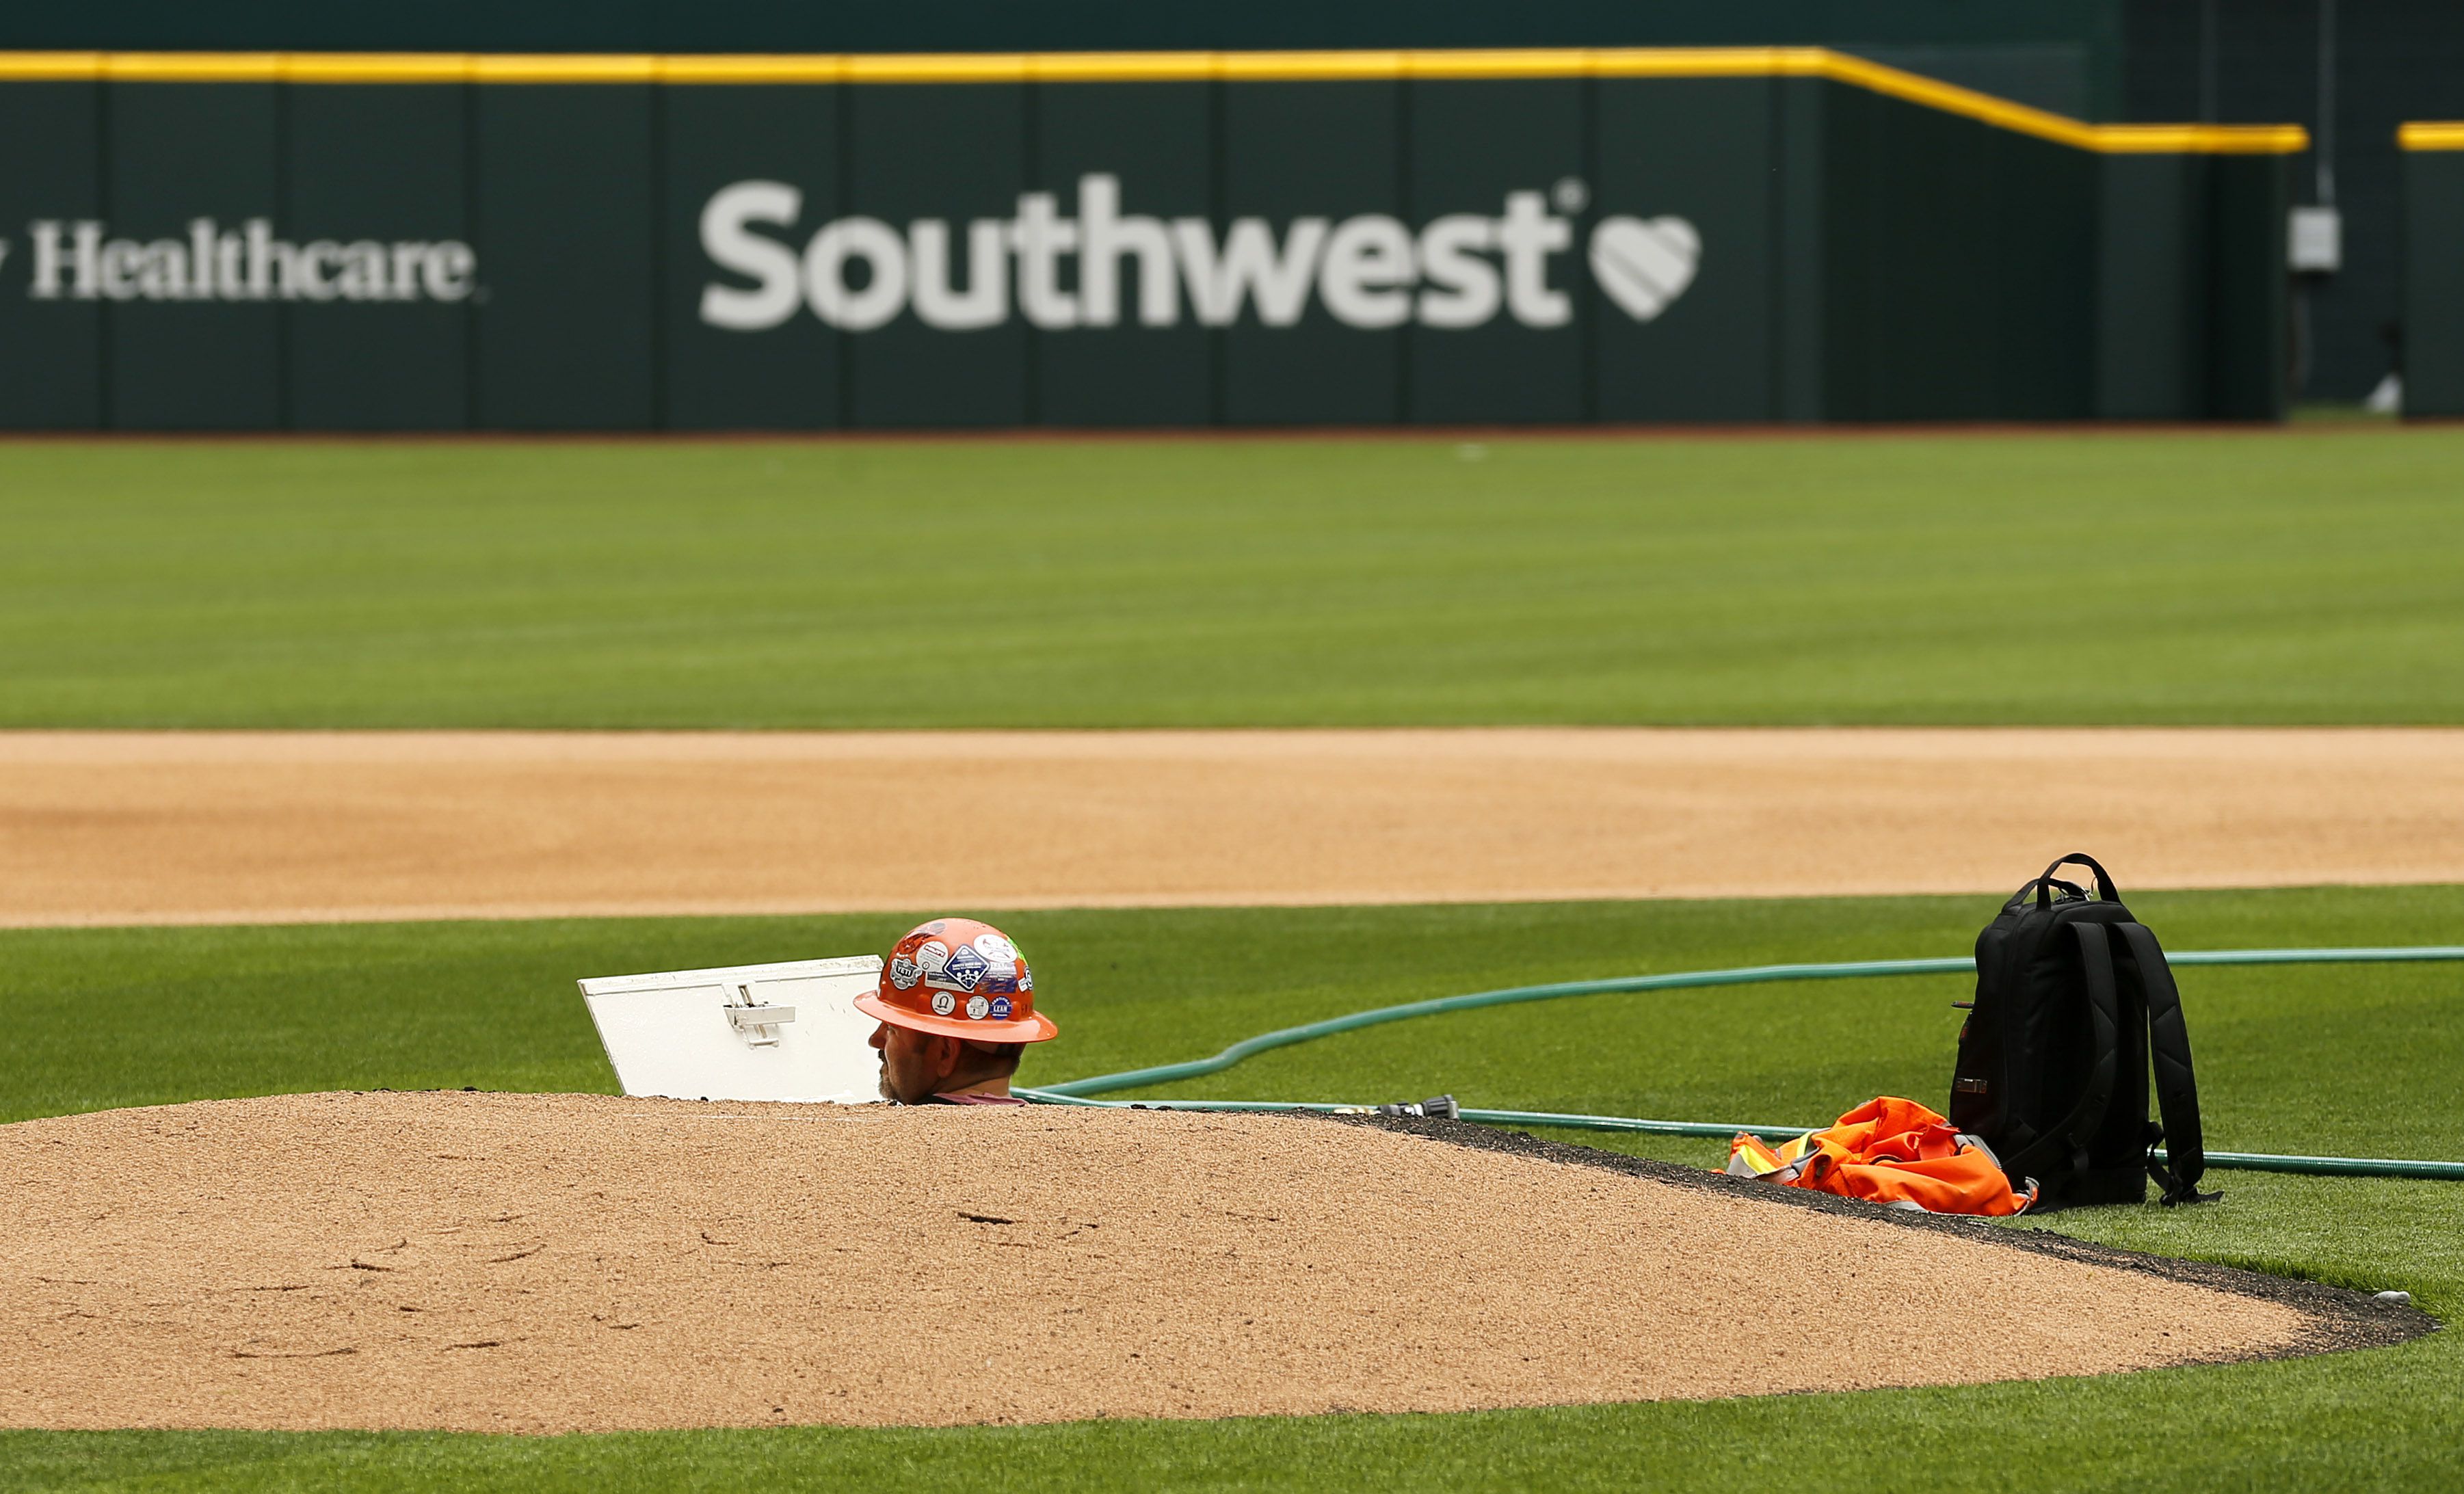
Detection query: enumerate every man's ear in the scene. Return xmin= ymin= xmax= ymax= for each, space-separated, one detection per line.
xmin=927 ymin=1033 xmax=964 ymax=1080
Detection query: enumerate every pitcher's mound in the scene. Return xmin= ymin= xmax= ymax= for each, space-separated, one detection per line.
xmin=0 ymin=1091 xmax=2392 ymax=1433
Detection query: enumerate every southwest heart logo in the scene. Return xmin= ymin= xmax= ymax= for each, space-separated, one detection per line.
xmin=1587 ymin=215 xmax=1700 ymax=322
xmin=700 ymin=177 xmax=1708 ymax=334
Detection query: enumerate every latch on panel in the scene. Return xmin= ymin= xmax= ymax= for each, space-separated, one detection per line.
xmin=723 ymin=983 xmax=795 ymax=1047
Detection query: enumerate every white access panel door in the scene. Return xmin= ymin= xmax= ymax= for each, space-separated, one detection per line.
xmin=579 ymin=955 xmax=885 ymax=1104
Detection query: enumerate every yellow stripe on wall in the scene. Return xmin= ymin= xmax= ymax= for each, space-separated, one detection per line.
xmin=2399 ymin=122 xmax=2464 ymax=151
xmin=0 ymin=46 xmax=2307 ymax=155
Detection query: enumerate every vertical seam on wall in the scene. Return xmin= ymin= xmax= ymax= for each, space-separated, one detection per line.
xmin=1766 ymin=75 xmax=1785 ymax=420
xmin=2190 ymin=155 xmax=2212 ymax=416
xmin=1206 ymin=76 xmax=1226 ymax=427
xmin=1985 ymin=128 xmax=2006 ymax=418
xmin=2088 ymin=149 xmax=2106 ymax=417
xmin=1580 ymin=70 xmax=1600 ymax=424
xmin=94 ymin=79 xmax=114 ymax=429
xmin=1863 ymin=94 xmax=1883 ymax=420
xmin=1395 ymin=76 xmax=1412 ymax=425
xmin=835 ymin=81 xmax=854 ymax=429
xmin=460 ymin=80 xmax=481 ymax=430
xmin=1023 ymin=80 xmax=1042 ymax=426
xmin=273 ymin=80 xmax=292 ymax=429
xmin=646 ymin=81 xmax=667 ymax=429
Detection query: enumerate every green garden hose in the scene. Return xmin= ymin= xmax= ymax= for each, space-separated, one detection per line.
xmin=1020 ymin=944 xmax=2464 ymax=1182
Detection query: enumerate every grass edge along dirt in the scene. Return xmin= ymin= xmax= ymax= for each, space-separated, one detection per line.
xmin=3 ymin=883 xmax=2461 ymax=1491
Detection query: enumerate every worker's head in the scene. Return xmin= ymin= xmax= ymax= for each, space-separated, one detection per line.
xmin=866 ymin=1024 xmax=1026 ymax=1104
xmin=852 ymin=918 xmax=1059 ymax=1103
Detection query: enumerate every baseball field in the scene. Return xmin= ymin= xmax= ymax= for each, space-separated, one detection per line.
xmin=5 ymin=427 xmax=2462 ymax=1491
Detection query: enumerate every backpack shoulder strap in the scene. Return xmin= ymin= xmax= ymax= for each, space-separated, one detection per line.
xmin=2004 ymin=920 xmax=2123 ymax=1183
xmin=2115 ymin=921 xmax=2216 ymax=1205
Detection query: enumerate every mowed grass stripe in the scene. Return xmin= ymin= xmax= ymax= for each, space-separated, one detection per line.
xmin=3 ymin=431 xmax=2461 ymax=727
xmin=3 ymin=886 xmax=2461 ymax=1490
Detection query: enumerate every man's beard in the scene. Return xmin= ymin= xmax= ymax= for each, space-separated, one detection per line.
xmin=877 ymin=1063 xmax=900 ymax=1103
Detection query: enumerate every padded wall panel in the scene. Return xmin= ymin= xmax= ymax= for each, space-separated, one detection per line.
xmin=2404 ymin=150 xmax=2464 ymax=418
xmin=284 ymin=84 xmax=471 ymax=429
xmin=473 ymin=84 xmax=657 ymax=429
xmin=103 ymin=83 xmax=282 ymax=429
xmin=0 ymin=83 xmax=103 ymax=427
xmin=1593 ymin=77 xmax=1778 ymax=422
xmin=1406 ymin=78 xmax=1585 ymax=424
xmin=844 ymin=83 xmax=1029 ymax=428
xmin=1218 ymin=81 xmax=1403 ymax=425
xmin=1033 ymin=82 xmax=1213 ymax=427
xmin=663 ymin=84 xmax=840 ymax=429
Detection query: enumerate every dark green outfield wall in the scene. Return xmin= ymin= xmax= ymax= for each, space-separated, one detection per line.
xmin=0 ymin=74 xmax=2286 ymax=429
xmin=2404 ymin=148 xmax=2464 ymax=418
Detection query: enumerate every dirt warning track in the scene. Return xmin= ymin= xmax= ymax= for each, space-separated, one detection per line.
xmin=3 ymin=728 xmax=2461 ymax=926
xmin=1 ymin=1092 xmax=2413 ymax=1434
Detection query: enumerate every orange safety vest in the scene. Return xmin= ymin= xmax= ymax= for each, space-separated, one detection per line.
xmin=1726 ymin=1096 xmax=2037 ymax=1216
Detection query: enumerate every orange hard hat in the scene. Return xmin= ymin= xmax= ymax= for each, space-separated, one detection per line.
xmin=853 ymin=918 xmax=1059 ymax=1043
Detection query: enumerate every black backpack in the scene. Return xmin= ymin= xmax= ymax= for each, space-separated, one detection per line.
xmin=1949 ymin=853 xmax=2214 ymax=1211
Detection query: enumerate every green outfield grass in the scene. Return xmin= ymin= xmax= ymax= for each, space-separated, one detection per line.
xmin=5 ymin=429 xmax=2463 ymax=728
xmin=5 ymin=885 xmax=2461 ymax=1491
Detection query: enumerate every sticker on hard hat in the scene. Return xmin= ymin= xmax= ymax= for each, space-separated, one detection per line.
xmin=931 ymin=991 xmax=957 ymax=1016
xmin=989 ymin=996 xmax=1013 ymax=1020
xmin=888 ymin=956 xmax=922 ymax=990
xmin=965 ymin=994 xmax=991 ymax=1020
xmin=1019 ymin=968 xmax=1033 ymax=991
xmin=973 ymin=933 xmax=1018 ymax=963
xmin=938 ymin=945 xmax=991 ymax=992
xmin=916 ymin=939 xmax=951 ymax=979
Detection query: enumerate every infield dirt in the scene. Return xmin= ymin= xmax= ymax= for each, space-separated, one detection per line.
xmin=0 ymin=1091 xmax=2350 ymax=1434
xmin=5 ymin=727 xmax=2462 ymax=926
